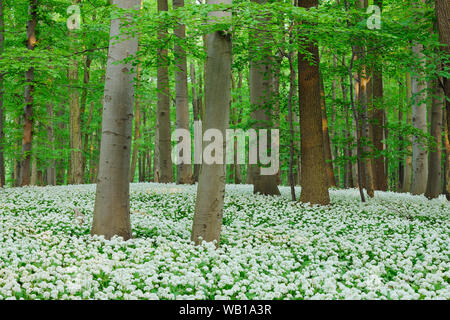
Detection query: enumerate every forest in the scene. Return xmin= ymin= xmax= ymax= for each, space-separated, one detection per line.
xmin=0 ymin=0 xmax=449 ymax=300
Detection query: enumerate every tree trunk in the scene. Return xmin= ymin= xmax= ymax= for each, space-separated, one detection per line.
xmin=46 ymin=103 xmax=56 ymax=185
xmin=403 ymin=72 xmax=413 ymax=192
xmin=80 ymin=55 xmax=92 ymax=180
xmin=0 ymin=0 xmax=5 ymax=187
xmin=191 ymin=0 xmax=232 ymax=245
xmin=68 ymin=0 xmax=83 ymax=185
xmin=173 ymin=0 xmax=192 ymax=184
xmin=297 ymin=0 xmax=330 ymax=205
xmin=444 ymin=109 xmax=450 ymax=200
xmin=320 ymin=75 xmax=337 ymax=187
xmin=157 ymin=0 xmax=173 ymax=183
xmin=372 ymin=65 xmax=387 ymax=191
xmin=249 ymin=0 xmax=280 ymax=196
xmin=411 ymin=43 xmax=428 ymax=195
xmin=191 ymin=63 xmax=200 ymax=182
xmin=425 ymin=78 xmax=443 ymax=199
xmin=435 ymin=0 xmax=450 ymax=145
xmin=130 ymin=62 xmax=141 ymax=182
xmin=21 ymin=0 xmax=38 ymax=186
xmin=398 ymin=82 xmax=404 ymax=191
xmin=91 ymin=0 xmax=140 ymax=240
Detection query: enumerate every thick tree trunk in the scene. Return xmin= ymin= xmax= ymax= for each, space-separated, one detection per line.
xmin=173 ymin=0 xmax=192 ymax=184
xmin=297 ymin=0 xmax=330 ymax=205
xmin=435 ymin=0 xmax=450 ymax=145
xmin=21 ymin=0 xmax=38 ymax=186
xmin=157 ymin=0 xmax=173 ymax=183
xmin=91 ymin=0 xmax=139 ymax=240
xmin=191 ymin=0 xmax=232 ymax=245
xmin=249 ymin=0 xmax=280 ymax=196
xmin=411 ymin=43 xmax=428 ymax=195
xmin=425 ymin=78 xmax=443 ymax=199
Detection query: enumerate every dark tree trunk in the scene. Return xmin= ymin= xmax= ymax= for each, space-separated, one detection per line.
xmin=297 ymin=0 xmax=330 ymax=205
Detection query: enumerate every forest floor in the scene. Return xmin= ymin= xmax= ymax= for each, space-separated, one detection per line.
xmin=0 ymin=183 xmax=448 ymax=300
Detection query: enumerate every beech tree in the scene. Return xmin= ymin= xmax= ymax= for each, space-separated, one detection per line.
xmin=156 ymin=0 xmax=173 ymax=183
xmin=249 ymin=0 xmax=280 ymax=196
xmin=21 ymin=0 xmax=38 ymax=186
xmin=173 ymin=0 xmax=192 ymax=184
xmin=91 ymin=0 xmax=140 ymax=240
xmin=191 ymin=0 xmax=232 ymax=245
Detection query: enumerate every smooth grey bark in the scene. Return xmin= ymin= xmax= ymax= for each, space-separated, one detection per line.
xmin=69 ymin=0 xmax=83 ymax=185
xmin=91 ymin=0 xmax=140 ymax=240
xmin=173 ymin=0 xmax=192 ymax=184
xmin=249 ymin=0 xmax=280 ymax=196
xmin=425 ymin=78 xmax=443 ymax=199
xmin=157 ymin=0 xmax=173 ymax=183
xmin=411 ymin=43 xmax=428 ymax=195
xmin=191 ymin=0 xmax=232 ymax=245
xmin=190 ymin=63 xmax=200 ymax=182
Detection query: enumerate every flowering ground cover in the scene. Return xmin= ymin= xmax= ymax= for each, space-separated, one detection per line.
xmin=0 ymin=183 xmax=448 ymax=300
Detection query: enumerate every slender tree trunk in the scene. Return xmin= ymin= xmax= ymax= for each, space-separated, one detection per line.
xmin=273 ymin=56 xmax=282 ymax=185
xmin=287 ymin=53 xmax=296 ymax=201
xmin=91 ymin=0 xmax=140 ymax=240
xmin=444 ymin=109 xmax=450 ymax=199
xmin=130 ymin=62 xmax=141 ymax=182
xmin=46 ymin=103 xmax=56 ymax=185
xmin=320 ymin=75 xmax=337 ymax=187
xmin=398 ymin=81 xmax=404 ymax=191
xmin=21 ymin=0 xmax=38 ymax=186
xmin=297 ymin=0 xmax=330 ymax=205
xmin=191 ymin=63 xmax=201 ymax=182
xmin=341 ymin=72 xmax=353 ymax=188
xmin=80 ymin=55 xmax=92 ymax=180
xmin=349 ymin=50 xmax=366 ymax=202
xmin=234 ymin=72 xmax=243 ymax=184
xmin=372 ymin=66 xmax=387 ymax=191
xmin=411 ymin=43 xmax=428 ymax=195
xmin=173 ymin=0 xmax=192 ymax=184
xmin=157 ymin=0 xmax=173 ymax=183
xmin=82 ymin=101 xmax=95 ymax=180
xmin=402 ymin=72 xmax=413 ymax=192
xmin=425 ymin=78 xmax=443 ymax=199
xmin=68 ymin=0 xmax=83 ymax=185
xmin=0 ymin=0 xmax=5 ymax=187
xmin=191 ymin=0 xmax=232 ymax=245
xmin=356 ymin=0 xmax=375 ymax=198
